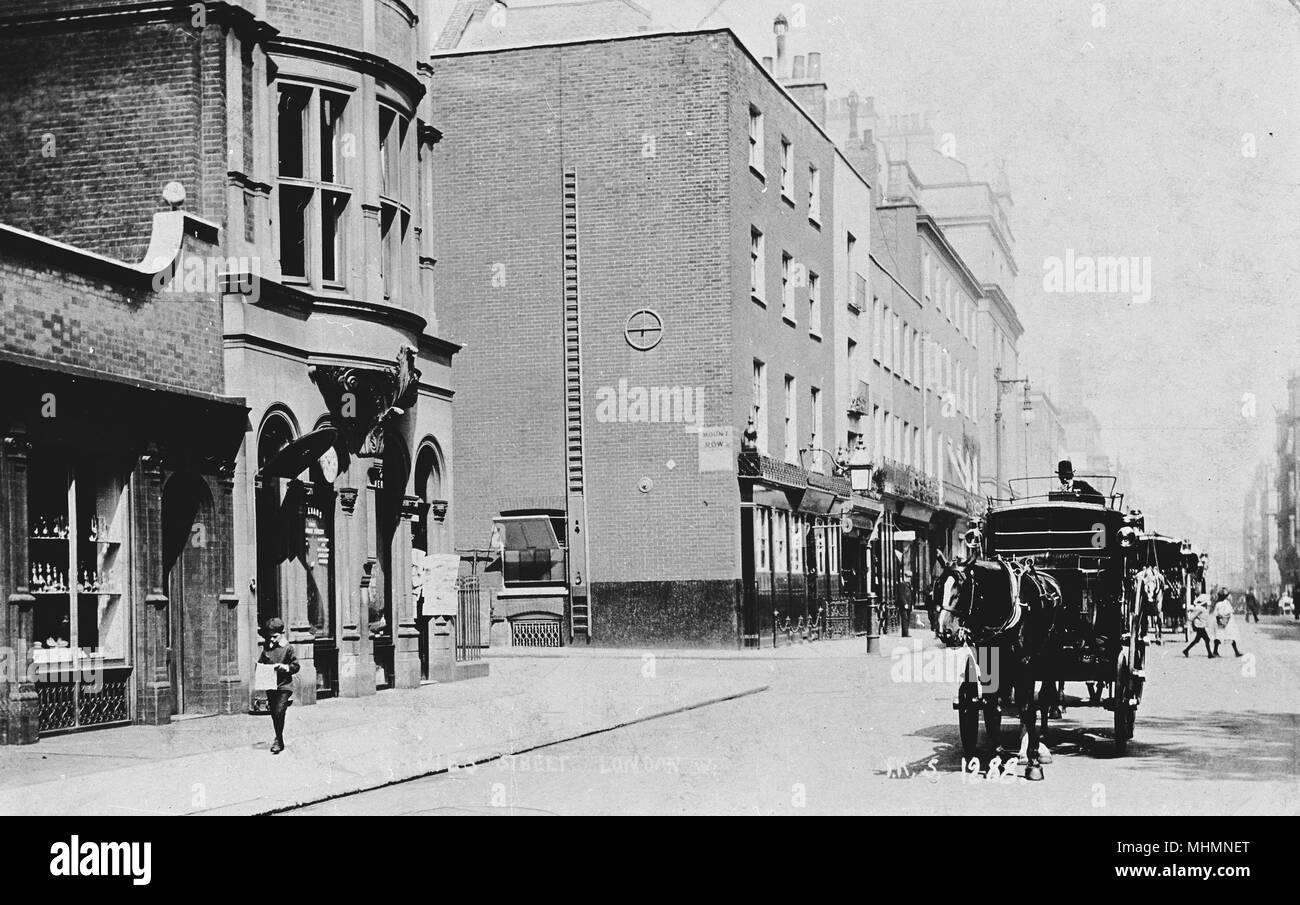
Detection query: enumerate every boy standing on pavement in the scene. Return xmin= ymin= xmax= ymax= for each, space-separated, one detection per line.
xmin=258 ymin=617 xmax=300 ymax=754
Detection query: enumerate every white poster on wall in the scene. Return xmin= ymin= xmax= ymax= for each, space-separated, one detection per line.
xmin=414 ymin=551 xmax=461 ymax=617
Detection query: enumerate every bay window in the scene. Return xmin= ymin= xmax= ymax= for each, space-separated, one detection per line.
xmin=276 ymin=83 xmax=352 ymax=287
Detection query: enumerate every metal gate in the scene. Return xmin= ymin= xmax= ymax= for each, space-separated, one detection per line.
xmin=455 ymin=575 xmax=482 ymax=662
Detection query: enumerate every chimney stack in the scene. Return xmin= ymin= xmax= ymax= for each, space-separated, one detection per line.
xmin=847 ymin=91 xmax=859 ymax=143
xmin=792 ymin=54 xmax=805 ymax=79
xmin=774 ymin=14 xmax=788 ymax=78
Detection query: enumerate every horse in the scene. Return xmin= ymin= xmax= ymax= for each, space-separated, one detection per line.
xmin=1136 ymin=566 xmax=1164 ymax=644
xmin=930 ymin=551 xmax=1064 ymax=780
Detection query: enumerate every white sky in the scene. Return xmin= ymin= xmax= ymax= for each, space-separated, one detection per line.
xmin=652 ymin=0 xmax=1300 ymax=574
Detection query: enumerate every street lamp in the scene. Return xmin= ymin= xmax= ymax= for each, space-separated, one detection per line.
xmin=993 ymin=366 xmax=1032 ymax=495
xmin=798 ymin=437 xmax=850 ymax=476
xmin=848 ymin=438 xmax=874 ymax=493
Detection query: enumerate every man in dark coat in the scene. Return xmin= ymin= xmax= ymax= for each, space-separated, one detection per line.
xmin=1053 ymin=460 xmax=1105 ymax=505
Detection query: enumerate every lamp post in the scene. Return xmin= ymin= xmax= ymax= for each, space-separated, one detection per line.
xmin=993 ymin=366 xmax=1033 ymax=496
xmin=846 ymin=439 xmax=879 ymax=652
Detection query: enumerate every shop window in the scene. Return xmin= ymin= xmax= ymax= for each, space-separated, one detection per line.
xmin=28 ymin=449 xmax=133 ymax=730
xmin=791 ymin=514 xmax=806 ymax=573
xmin=774 ymin=510 xmax=789 ymax=572
xmin=497 ymin=514 xmax=567 ymax=586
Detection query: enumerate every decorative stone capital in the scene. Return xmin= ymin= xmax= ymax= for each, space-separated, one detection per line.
xmin=217 ymin=459 xmax=237 ymax=486
xmin=140 ymin=444 xmax=165 ymax=475
xmin=2 ymin=429 xmax=31 ymax=459
xmin=399 ymin=494 xmax=424 ymax=521
xmin=338 ymin=487 xmax=359 ymax=514
xmin=308 ymin=345 xmax=420 ymax=458
xmin=7 ymin=592 xmax=36 ymax=609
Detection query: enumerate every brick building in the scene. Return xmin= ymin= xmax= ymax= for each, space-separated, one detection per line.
xmin=430 ymin=21 xmax=875 ymax=647
xmin=828 ymin=97 xmax=984 ymax=617
xmin=0 ymin=192 xmax=247 ymax=741
xmin=0 ymin=0 xmax=466 ymax=740
xmin=830 ymin=99 xmax=1026 ymax=501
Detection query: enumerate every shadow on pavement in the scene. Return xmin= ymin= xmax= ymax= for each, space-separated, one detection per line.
xmin=896 ymin=706 xmax=1298 ymax=784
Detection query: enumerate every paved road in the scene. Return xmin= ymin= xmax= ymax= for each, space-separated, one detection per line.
xmin=284 ymin=617 xmax=1300 ymax=816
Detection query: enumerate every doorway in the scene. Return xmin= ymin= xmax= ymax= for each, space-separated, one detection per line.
xmin=163 ymin=472 xmax=217 ymax=716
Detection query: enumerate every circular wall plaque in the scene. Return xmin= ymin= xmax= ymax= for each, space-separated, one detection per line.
xmin=625 ymin=309 xmax=663 ymax=351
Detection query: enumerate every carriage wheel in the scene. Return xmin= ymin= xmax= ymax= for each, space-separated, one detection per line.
xmin=958 ymin=682 xmax=981 ymax=757
xmin=1113 ymin=658 xmax=1134 ymax=756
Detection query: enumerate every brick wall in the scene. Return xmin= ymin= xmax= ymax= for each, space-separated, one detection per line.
xmin=264 ymin=0 xmax=364 ymax=49
xmin=0 ymin=235 xmax=226 ymax=396
xmin=727 ymin=39 xmax=840 ymax=472
xmin=0 ymin=16 xmax=228 ymax=263
xmin=432 ymin=34 xmax=742 ymax=590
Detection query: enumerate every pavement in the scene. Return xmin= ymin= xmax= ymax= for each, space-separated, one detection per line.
xmin=0 ymin=636 xmax=873 ymax=815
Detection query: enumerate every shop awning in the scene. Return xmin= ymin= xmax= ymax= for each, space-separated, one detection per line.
xmin=899 ymin=502 xmax=934 ymax=523
xmin=257 ymin=425 xmax=339 ymax=479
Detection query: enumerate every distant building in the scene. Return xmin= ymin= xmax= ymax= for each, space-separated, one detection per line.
xmin=1273 ymin=373 xmax=1300 ymax=594
xmin=829 ymin=98 xmax=1024 ymax=501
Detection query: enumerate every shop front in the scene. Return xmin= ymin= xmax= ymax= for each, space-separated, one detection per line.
xmin=0 ymin=360 xmax=246 ymax=741
xmin=738 ymin=452 xmax=851 ymax=648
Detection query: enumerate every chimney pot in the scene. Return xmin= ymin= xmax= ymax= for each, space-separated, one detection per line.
xmin=807 ymin=52 xmax=821 ymax=80
xmin=792 ymin=55 xmax=806 ymax=79
xmin=762 ymin=56 xmax=773 ymax=72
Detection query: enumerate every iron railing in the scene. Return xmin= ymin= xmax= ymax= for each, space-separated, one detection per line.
xmin=455 ymin=576 xmax=482 ymax=662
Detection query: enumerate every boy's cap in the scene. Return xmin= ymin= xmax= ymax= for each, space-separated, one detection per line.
xmin=264 ymin=617 xmax=286 ymax=634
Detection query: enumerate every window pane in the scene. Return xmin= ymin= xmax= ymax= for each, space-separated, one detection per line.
xmin=320 ymin=92 xmax=347 ymax=184
xmin=278 ymin=185 xmax=311 ymax=279
xmin=379 ymin=107 xmax=396 ymax=198
xmin=278 ymin=87 xmax=309 ymax=178
xmin=321 ymin=191 xmax=347 ymax=283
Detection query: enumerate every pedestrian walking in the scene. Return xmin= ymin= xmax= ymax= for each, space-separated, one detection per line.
xmin=1245 ymin=586 xmax=1260 ymax=623
xmin=258 ymin=617 xmax=300 ymax=754
xmin=1281 ymin=588 xmax=1295 ymax=618
xmin=1211 ymin=591 xmax=1244 ymax=658
xmin=1183 ymin=592 xmax=1213 ymax=658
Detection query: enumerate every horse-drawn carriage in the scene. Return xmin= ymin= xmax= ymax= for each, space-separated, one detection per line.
xmin=1134 ymin=532 xmax=1195 ymax=642
xmin=930 ymin=474 xmax=1149 ymax=779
